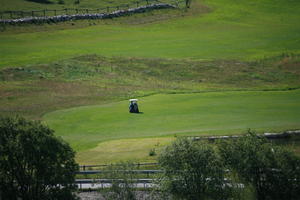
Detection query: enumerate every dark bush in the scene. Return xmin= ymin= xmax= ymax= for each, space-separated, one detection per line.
xmin=158 ymin=138 xmax=235 ymax=200
xmin=0 ymin=116 xmax=78 ymax=200
xmin=219 ymin=131 xmax=300 ymax=200
xmin=149 ymin=148 xmax=156 ymax=156
xmin=58 ymin=0 xmax=65 ymax=4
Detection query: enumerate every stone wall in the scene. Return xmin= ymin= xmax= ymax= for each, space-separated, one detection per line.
xmin=0 ymin=3 xmax=176 ymax=25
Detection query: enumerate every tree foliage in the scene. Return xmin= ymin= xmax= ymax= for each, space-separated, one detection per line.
xmin=158 ymin=138 xmax=234 ymax=200
xmin=0 ymin=116 xmax=78 ymax=200
xmin=219 ymin=131 xmax=300 ymax=200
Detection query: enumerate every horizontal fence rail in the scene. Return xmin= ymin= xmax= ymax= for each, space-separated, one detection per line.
xmin=76 ymin=178 xmax=154 ymax=184
xmin=77 ymin=170 xmax=162 ymax=175
xmin=76 ymin=179 xmax=156 ymax=189
xmin=79 ymin=162 xmax=158 ymax=171
xmin=75 ymin=178 xmax=245 ymax=189
xmin=191 ymin=130 xmax=300 ymax=141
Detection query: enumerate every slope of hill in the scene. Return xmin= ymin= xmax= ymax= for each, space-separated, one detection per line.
xmin=0 ymin=0 xmax=300 ymax=67
xmin=0 ymin=0 xmax=299 ymax=164
xmin=0 ymin=0 xmax=148 ymax=11
xmin=1 ymin=54 xmax=299 ymax=118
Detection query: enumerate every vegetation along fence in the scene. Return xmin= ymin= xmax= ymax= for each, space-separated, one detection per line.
xmin=0 ymin=0 xmax=185 ymax=20
xmin=76 ymin=162 xmax=160 ymax=189
xmin=79 ymin=162 xmax=158 ymax=171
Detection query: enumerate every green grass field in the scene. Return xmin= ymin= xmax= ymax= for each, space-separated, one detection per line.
xmin=1 ymin=0 xmax=300 ymax=67
xmin=1 ymin=0 xmax=300 ymax=164
xmin=44 ymin=90 xmax=300 ymax=164
xmin=1 ymin=54 xmax=299 ymax=119
xmin=0 ymin=0 xmax=151 ymax=12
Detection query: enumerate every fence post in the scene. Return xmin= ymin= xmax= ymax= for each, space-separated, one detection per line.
xmin=117 ymin=6 xmax=119 ymax=10
xmin=146 ymin=0 xmax=149 ymax=5
xmin=54 ymin=9 xmax=56 ymax=16
xmin=136 ymin=1 xmax=139 ymax=7
xmin=86 ymin=9 xmax=89 ymax=14
xmin=20 ymin=11 xmax=24 ymax=18
xmin=9 ymin=11 xmax=13 ymax=19
xmin=76 ymin=9 xmax=78 ymax=14
xmin=43 ymin=10 xmax=46 ymax=17
xmin=107 ymin=6 xmax=109 ymax=13
xmin=32 ymin=11 xmax=34 ymax=17
xmin=65 ymin=8 xmax=68 ymax=15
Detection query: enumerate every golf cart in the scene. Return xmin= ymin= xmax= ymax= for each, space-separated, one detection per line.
xmin=129 ymin=99 xmax=139 ymax=113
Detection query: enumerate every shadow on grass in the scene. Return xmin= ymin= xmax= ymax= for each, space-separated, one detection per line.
xmin=130 ymin=112 xmax=144 ymax=114
xmin=25 ymin=0 xmax=54 ymax=4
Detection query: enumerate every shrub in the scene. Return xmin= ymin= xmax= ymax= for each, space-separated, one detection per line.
xmin=0 ymin=116 xmax=78 ymax=200
xmin=149 ymin=148 xmax=156 ymax=156
xmin=158 ymin=138 xmax=235 ymax=200
xmin=219 ymin=131 xmax=300 ymax=200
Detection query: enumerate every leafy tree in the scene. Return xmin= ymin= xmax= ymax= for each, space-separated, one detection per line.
xmin=219 ymin=131 xmax=300 ymax=200
xmin=158 ymin=138 xmax=235 ymax=200
xmin=0 ymin=116 xmax=78 ymax=200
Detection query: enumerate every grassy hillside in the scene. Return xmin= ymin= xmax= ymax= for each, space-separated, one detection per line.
xmin=1 ymin=54 xmax=299 ymax=118
xmin=1 ymin=0 xmax=300 ymax=164
xmin=0 ymin=0 xmax=149 ymax=12
xmin=0 ymin=0 xmax=300 ymax=67
xmin=2 ymin=54 xmax=299 ymax=164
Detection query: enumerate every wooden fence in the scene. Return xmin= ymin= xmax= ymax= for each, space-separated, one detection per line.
xmin=76 ymin=164 xmax=161 ymax=189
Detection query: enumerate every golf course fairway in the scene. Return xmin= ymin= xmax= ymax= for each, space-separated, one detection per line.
xmin=43 ymin=89 xmax=300 ymax=164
